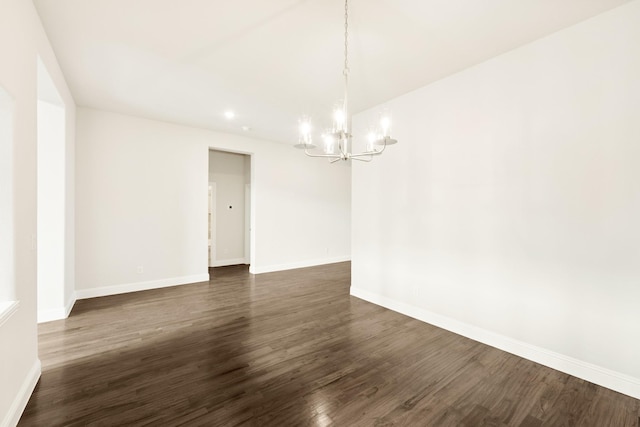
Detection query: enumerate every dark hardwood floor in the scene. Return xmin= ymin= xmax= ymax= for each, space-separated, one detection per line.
xmin=19 ymin=262 xmax=640 ymax=426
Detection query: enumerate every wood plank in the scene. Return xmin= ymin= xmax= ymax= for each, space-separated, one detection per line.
xmin=18 ymin=263 xmax=640 ymax=426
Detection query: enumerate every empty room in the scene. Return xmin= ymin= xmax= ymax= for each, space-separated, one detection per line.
xmin=1 ymin=0 xmax=640 ymax=425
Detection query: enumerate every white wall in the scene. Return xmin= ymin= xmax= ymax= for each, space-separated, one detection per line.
xmin=209 ymin=150 xmax=246 ymax=265
xmin=36 ymin=53 xmax=76 ymax=324
xmin=0 ymin=0 xmax=76 ymax=425
xmin=36 ymin=100 xmax=67 ymax=322
xmin=75 ymin=107 xmax=351 ymax=298
xmin=352 ymin=0 xmax=640 ymax=399
xmin=75 ymin=109 xmax=207 ymax=296
xmin=36 ymin=57 xmax=76 ymax=325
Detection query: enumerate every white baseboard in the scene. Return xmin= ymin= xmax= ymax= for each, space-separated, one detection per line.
xmin=65 ymin=293 xmax=76 ymax=317
xmin=37 ymin=308 xmax=64 ymax=324
xmin=75 ymin=274 xmax=210 ymax=300
xmin=350 ymin=287 xmax=640 ymax=400
xmin=2 ymin=358 xmax=41 ymax=427
xmin=37 ymin=292 xmax=76 ymax=323
xmin=210 ymin=258 xmax=247 ymax=268
xmin=250 ymin=256 xmax=351 ymax=274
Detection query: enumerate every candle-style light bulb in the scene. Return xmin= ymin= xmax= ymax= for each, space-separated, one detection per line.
xmin=300 ymin=120 xmax=311 ymax=135
xmin=333 ymin=108 xmax=345 ymax=132
xmin=323 ymin=133 xmax=336 ymax=154
xmin=299 ymin=118 xmax=312 ymax=144
xmin=367 ymin=131 xmax=377 ymax=151
xmin=380 ymin=115 xmax=391 ymax=138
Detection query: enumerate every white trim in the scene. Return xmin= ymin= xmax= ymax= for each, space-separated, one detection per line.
xmin=1 ymin=358 xmax=41 ymax=427
xmin=64 ymin=292 xmax=76 ymax=317
xmin=211 ymin=258 xmax=248 ymax=268
xmin=0 ymin=301 xmax=19 ymax=328
xmin=251 ymin=256 xmax=351 ymax=274
xmin=350 ymin=286 xmax=640 ymax=400
xmin=37 ymin=292 xmax=76 ymax=323
xmin=244 ymin=183 xmax=250 ymax=264
xmin=75 ymin=274 xmax=210 ymax=300
xmin=37 ymin=307 xmax=64 ymax=324
xmin=208 ymin=182 xmax=216 ymax=267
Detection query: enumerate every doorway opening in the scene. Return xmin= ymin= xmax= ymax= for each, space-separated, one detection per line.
xmin=208 ymin=150 xmax=252 ymax=268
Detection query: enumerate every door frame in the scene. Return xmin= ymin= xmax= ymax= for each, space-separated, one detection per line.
xmin=244 ymin=183 xmax=250 ymax=264
xmin=208 ymin=182 xmax=216 ymax=267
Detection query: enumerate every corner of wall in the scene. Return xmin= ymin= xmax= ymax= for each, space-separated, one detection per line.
xmin=252 ymin=256 xmax=351 ymax=275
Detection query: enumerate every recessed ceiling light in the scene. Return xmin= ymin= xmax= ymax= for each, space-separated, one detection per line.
xmin=224 ymin=110 xmax=235 ymax=120
xmin=242 ymin=125 xmax=251 ymax=131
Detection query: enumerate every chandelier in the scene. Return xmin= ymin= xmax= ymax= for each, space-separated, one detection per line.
xmin=294 ymin=0 xmax=398 ymax=162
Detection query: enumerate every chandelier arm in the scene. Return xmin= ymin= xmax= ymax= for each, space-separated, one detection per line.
xmin=371 ymin=139 xmax=388 ymax=155
xmin=350 ymin=151 xmax=380 ymax=159
xmin=350 ymin=140 xmax=387 ymax=158
xmin=303 ymin=148 xmax=343 ymax=159
xmin=351 ymin=156 xmax=373 ymax=162
xmin=358 ymin=138 xmax=388 ymax=156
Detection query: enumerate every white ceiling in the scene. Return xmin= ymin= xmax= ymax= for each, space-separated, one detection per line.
xmin=33 ymin=0 xmax=631 ymax=144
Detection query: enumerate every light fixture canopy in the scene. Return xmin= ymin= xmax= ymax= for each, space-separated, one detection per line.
xmin=294 ymin=0 xmax=398 ymax=162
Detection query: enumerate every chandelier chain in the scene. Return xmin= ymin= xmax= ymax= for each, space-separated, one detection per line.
xmin=343 ymin=0 xmax=349 ymax=76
